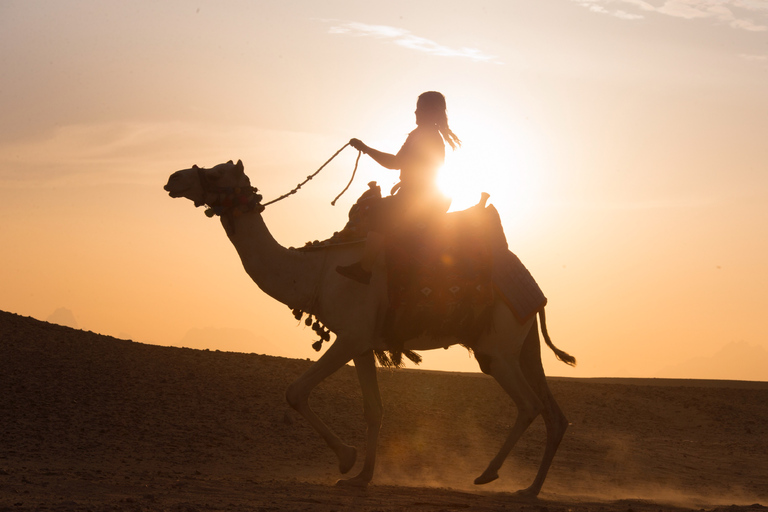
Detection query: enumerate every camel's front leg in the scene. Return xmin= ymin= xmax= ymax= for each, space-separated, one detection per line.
xmin=285 ymin=339 xmax=366 ymax=474
xmin=337 ymin=350 xmax=382 ymax=488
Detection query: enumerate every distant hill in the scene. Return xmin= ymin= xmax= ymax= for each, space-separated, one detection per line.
xmin=1 ymin=309 xmax=766 ymax=511
xmin=45 ymin=306 xmax=79 ymax=329
xmin=177 ymin=325 xmax=283 ymax=355
xmin=657 ymin=341 xmax=768 ymax=382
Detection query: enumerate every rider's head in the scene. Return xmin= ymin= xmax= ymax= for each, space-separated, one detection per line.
xmin=415 ymin=91 xmax=461 ymax=150
xmin=415 ymin=91 xmax=446 ymax=125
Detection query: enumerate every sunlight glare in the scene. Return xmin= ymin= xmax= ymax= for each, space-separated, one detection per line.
xmin=437 ymin=115 xmax=544 ymax=232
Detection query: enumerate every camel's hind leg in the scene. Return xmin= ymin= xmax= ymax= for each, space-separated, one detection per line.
xmin=473 ymin=311 xmax=544 ymax=489
xmin=516 ymin=316 xmax=569 ymax=497
xmin=285 ymin=338 xmax=368 ymax=474
xmin=474 ymin=308 xmax=568 ymax=497
xmin=473 ymin=355 xmax=544 ymax=488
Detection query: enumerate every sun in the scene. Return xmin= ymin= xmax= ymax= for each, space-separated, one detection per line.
xmin=436 ymin=134 xmax=514 ymax=211
xmin=436 ymin=117 xmax=545 ymax=230
xmin=437 ymin=157 xmax=494 ymax=212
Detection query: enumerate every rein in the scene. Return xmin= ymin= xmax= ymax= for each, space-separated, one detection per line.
xmin=262 ymin=142 xmax=362 ymax=207
xmin=198 ymin=143 xmax=361 ymax=218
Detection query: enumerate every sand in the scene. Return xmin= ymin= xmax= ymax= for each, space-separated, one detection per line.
xmin=1 ymin=310 xmax=767 ymax=511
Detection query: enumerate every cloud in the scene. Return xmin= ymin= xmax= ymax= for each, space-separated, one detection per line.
xmin=587 ymin=3 xmax=613 ymax=14
xmin=0 ymin=121 xmax=331 ymax=189
xmin=571 ymin=0 xmax=768 ymax=31
xmin=327 ymin=21 xmax=497 ymax=62
xmin=739 ymin=53 xmax=768 ymax=61
xmin=614 ymin=9 xmax=645 ymax=19
xmin=573 ymin=0 xmax=646 ymax=19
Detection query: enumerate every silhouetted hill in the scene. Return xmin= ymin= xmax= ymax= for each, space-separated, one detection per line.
xmin=657 ymin=341 xmax=768 ymax=382
xmin=177 ymin=325 xmax=283 ymax=355
xmin=45 ymin=307 xmax=79 ymax=329
xmin=1 ymin=310 xmax=766 ymax=512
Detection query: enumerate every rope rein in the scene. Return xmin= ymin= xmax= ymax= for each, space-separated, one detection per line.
xmin=261 ymin=143 xmax=361 ymax=208
xmin=331 ymin=149 xmax=362 ymax=206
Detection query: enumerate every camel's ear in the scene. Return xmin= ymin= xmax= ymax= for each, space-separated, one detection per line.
xmin=192 ymin=164 xmax=199 ymax=170
xmin=226 ymin=160 xmax=233 ymax=165
xmin=235 ymin=159 xmax=244 ymax=173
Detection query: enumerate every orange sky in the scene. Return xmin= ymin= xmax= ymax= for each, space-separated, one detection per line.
xmin=1 ymin=1 xmax=767 ymax=380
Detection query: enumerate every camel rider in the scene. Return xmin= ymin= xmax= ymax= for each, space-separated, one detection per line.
xmin=336 ymin=91 xmax=461 ymax=285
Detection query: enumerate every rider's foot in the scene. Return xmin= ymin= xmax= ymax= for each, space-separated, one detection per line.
xmin=336 ymin=262 xmax=371 ymax=285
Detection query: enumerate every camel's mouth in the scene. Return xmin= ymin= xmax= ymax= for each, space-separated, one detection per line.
xmin=164 ymin=183 xmax=187 ymax=198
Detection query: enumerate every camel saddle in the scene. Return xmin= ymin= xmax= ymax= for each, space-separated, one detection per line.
xmin=310 ymin=183 xmax=547 ymax=359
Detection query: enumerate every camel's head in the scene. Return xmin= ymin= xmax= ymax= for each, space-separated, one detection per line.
xmin=164 ymin=159 xmax=263 ymax=217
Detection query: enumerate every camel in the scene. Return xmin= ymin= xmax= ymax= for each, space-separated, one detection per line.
xmin=164 ymin=159 xmax=576 ymax=497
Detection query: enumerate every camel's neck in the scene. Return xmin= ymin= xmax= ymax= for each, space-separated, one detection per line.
xmin=223 ymin=212 xmax=323 ymax=312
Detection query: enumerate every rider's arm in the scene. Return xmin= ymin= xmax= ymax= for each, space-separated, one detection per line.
xmin=350 ymin=138 xmax=401 ymax=170
xmin=365 ymin=147 xmax=401 ymax=170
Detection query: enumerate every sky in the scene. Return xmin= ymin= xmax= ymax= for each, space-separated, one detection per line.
xmin=1 ymin=0 xmax=767 ymax=380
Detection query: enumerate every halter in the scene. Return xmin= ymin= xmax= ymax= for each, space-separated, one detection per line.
xmin=196 ymin=166 xmax=265 ymax=218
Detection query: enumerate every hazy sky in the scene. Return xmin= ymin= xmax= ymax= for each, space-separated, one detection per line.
xmin=1 ymin=0 xmax=767 ymax=380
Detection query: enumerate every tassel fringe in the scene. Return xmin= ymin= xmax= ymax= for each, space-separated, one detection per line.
xmin=290 ymin=307 xmax=421 ymax=367
xmin=292 ymin=308 xmax=334 ymax=352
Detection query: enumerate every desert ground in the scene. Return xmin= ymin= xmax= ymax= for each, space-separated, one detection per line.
xmin=1 ymin=310 xmax=767 ymax=512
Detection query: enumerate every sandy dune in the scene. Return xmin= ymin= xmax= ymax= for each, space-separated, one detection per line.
xmin=1 ymin=310 xmax=767 ymax=511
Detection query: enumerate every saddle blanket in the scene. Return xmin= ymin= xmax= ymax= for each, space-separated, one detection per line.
xmin=492 ymin=249 xmax=547 ymax=323
xmin=382 ymin=204 xmax=547 ymax=349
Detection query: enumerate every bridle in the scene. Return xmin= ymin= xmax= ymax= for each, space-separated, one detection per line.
xmin=195 ymin=165 xmax=265 ymax=218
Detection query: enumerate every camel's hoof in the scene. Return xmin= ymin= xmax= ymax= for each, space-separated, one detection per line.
xmin=338 ymin=445 xmax=357 ymax=474
xmin=510 ymin=487 xmax=539 ymax=500
xmin=474 ymin=470 xmax=499 ymax=485
xmin=335 ymin=476 xmax=370 ymax=489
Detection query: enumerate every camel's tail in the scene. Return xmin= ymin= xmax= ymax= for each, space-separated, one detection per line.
xmin=539 ymin=308 xmax=577 ymax=367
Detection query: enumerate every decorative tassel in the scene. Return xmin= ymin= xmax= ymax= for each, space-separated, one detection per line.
xmin=288 ymin=308 xmax=335 ymax=352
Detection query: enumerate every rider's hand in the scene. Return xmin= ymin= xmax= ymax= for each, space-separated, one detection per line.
xmin=349 ymin=138 xmax=367 ymax=153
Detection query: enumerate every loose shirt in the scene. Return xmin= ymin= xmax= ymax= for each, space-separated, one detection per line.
xmin=393 ymin=125 xmax=445 ymax=199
